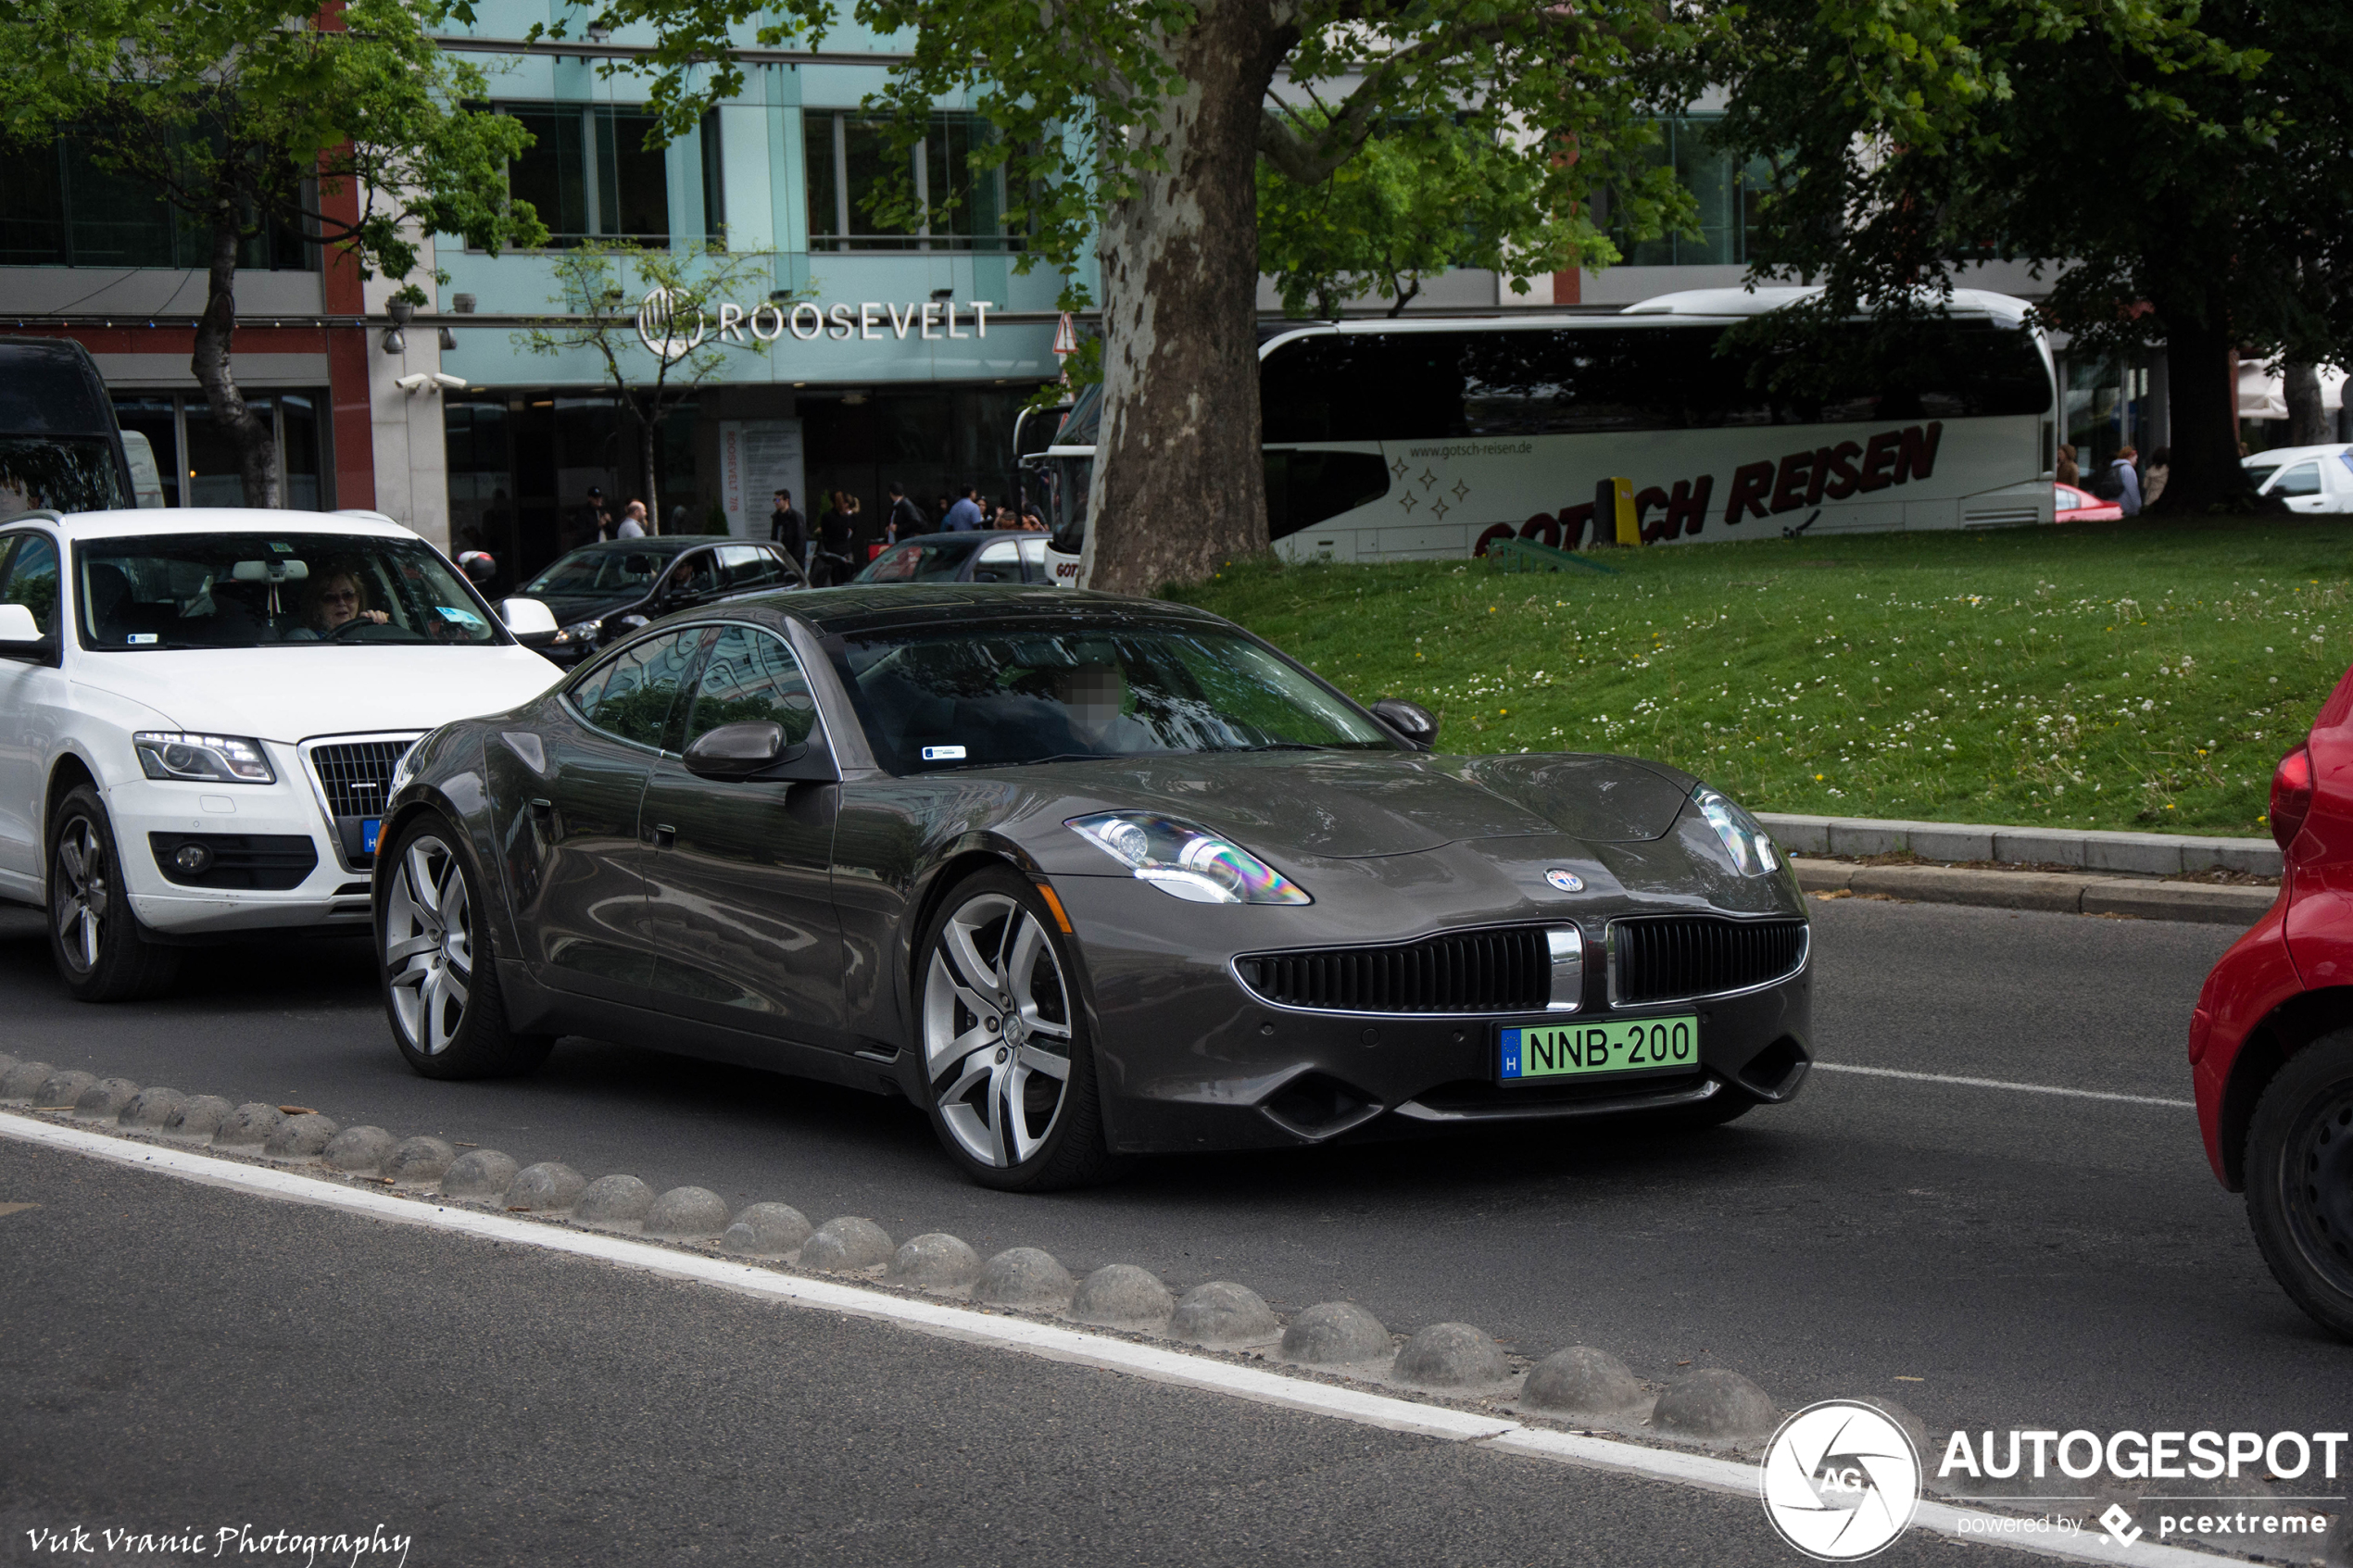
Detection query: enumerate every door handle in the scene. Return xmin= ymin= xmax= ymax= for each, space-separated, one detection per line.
xmin=528 ymin=797 xmax=552 ymax=818
xmin=651 ymin=822 xmax=676 ymax=849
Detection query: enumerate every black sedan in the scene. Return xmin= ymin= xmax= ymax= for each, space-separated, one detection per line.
xmin=372 ymin=587 xmax=1812 ymax=1190
xmin=514 ymin=535 xmax=806 ymax=667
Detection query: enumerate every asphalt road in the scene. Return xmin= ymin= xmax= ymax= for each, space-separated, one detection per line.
xmin=0 ymin=895 xmax=2339 ymax=1452
xmin=0 ymin=1136 xmax=2040 ymax=1568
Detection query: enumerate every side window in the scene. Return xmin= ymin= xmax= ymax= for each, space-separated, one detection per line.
xmin=665 ymin=550 xmax=717 ymax=599
xmin=685 ymin=625 xmax=820 ymax=749
xmin=715 ymin=544 xmax=782 ymax=591
xmin=571 ymin=630 xmax=704 ymax=748
xmin=2273 ymin=462 xmax=2322 ymax=498
xmin=1017 ymin=536 xmax=1047 ymax=580
xmin=972 ymin=538 xmax=1024 ymax=583
xmin=1 ymin=533 xmax=60 ymax=636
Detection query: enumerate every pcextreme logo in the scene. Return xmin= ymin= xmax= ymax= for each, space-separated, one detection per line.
xmin=1760 ymin=1401 xmax=1923 ymax=1562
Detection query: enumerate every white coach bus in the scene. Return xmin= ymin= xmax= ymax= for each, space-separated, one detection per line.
xmin=1031 ymin=285 xmax=2057 ymax=582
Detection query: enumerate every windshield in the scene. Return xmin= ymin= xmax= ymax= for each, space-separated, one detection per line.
xmin=74 ymin=533 xmax=502 ymax=651
xmin=523 ymin=546 xmax=677 ymax=597
xmin=835 ymin=623 xmax=1398 ymax=773
xmin=2244 ymin=461 xmax=2282 ymax=490
xmin=1 ymin=436 xmax=127 ymax=515
xmin=855 ymin=539 xmax=979 ymax=584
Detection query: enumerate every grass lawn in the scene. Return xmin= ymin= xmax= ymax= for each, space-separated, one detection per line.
xmin=1169 ymin=517 xmax=2353 ymax=836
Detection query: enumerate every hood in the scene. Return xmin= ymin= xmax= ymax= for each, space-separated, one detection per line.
xmin=75 ymin=644 xmax=564 ymax=743
xmin=1027 ymin=749 xmax=1693 ymax=860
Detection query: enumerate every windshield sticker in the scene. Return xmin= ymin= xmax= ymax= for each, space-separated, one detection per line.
xmin=435 ymin=606 xmax=485 ymax=626
xmin=127 ymin=633 xmax=157 ymax=645
xmin=922 ymin=745 xmax=967 ymax=761
xmin=269 ymin=541 xmax=293 ymax=553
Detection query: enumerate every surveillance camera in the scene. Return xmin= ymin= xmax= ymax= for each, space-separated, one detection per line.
xmin=394 ymin=371 xmax=431 ymax=392
xmin=431 ymin=370 xmax=468 ymax=391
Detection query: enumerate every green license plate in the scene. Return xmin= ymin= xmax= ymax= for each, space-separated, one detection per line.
xmin=1498 ymin=1016 xmax=1699 ymax=1084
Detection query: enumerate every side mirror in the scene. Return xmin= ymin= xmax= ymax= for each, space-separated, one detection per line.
xmin=1371 ymin=697 xmax=1440 ymax=748
xmin=499 ymin=597 xmax=559 ymax=637
xmin=681 ymin=721 xmax=840 ymax=784
xmin=0 ymin=602 xmax=45 ymax=647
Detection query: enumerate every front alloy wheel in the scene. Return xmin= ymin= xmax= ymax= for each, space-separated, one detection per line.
xmin=917 ymin=872 xmax=1114 ymax=1190
xmin=46 ymin=785 xmax=179 ymax=1002
xmin=384 ymin=834 xmax=474 ymax=1055
xmin=376 ymin=813 xmax=551 ymax=1081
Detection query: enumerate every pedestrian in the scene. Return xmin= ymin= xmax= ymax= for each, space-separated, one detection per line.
xmin=2106 ymin=445 xmax=2144 ymax=516
xmin=814 ymin=490 xmax=858 ymax=585
xmin=572 ymin=484 xmax=611 ymax=547
xmin=769 ymin=488 xmax=805 ymax=562
xmin=615 ymin=500 xmax=648 ymax=539
xmin=2055 ymin=445 xmax=2079 ymax=486
xmin=2142 ymin=446 xmax=2171 ymax=509
xmin=943 ymin=485 xmax=985 ymax=532
xmin=666 ymin=502 xmax=692 ymax=534
xmin=887 ymin=482 xmax=927 ymax=544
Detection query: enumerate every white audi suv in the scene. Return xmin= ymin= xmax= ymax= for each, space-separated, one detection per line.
xmin=0 ymin=507 xmax=563 ymax=999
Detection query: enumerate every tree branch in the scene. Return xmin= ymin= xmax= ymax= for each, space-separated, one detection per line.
xmin=1258 ymin=20 xmax=1514 ymax=185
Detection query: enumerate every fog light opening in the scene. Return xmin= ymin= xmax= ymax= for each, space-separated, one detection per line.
xmin=1735 ymin=1035 xmax=1810 ymax=1098
xmin=172 ymin=843 xmax=212 ymax=874
xmin=1261 ymin=1073 xmax=1384 ymax=1142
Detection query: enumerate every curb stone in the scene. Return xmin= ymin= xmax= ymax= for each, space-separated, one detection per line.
xmin=1651 ymin=1369 xmax=1776 ymax=1440
xmin=1794 ymin=858 xmax=2277 ymax=925
xmin=1761 ymin=812 xmax=2280 ymax=876
xmin=1390 ymin=1322 xmax=1511 ymax=1389
xmin=801 ymin=1216 xmax=893 ymax=1271
xmin=888 ymin=1234 xmax=982 ymax=1292
xmin=439 ymin=1148 xmax=519 ymax=1198
xmin=116 ymin=1087 xmax=187 ymax=1131
xmin=72 ymin=1078 xmax=141 ymax=1121
xmin=1068 ymin=1264 xmax=1176 ymax=1330
xmin=721 ymin=1202 xmax=810 ymax=1256
xmin=1280 ymin=1301 xmax=1390 ymax=1367
xmin=642 ymin=1186 xmax=731 ymax=1239
xmin=576 ymin=1174 xmax=657 ymax=1231
xmin=1169 ymin=1281 xmax=1278 ymax=1348
xmin=972 ymin=1247 xmax=1074 ymax=1309
xmin=383 ymin=1135 xmax=456 ymax=1185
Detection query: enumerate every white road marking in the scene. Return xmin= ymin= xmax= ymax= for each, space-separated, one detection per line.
xmin=1814 ymin=1062 xmax=2195 ymax=1109
xmin=0 ymin=1113 xmax=2233 ymax=1567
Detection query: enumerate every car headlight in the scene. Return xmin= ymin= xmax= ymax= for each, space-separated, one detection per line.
xmin=133 ymin=732 xmax=275 ymax=784
xmin=551 ymin=620 xmax=599 ymax=646
xmin=1066 ymin=812 xmax=1312 ymax=905
xmin=1692 ymin=785 xmax=1779 ymax=876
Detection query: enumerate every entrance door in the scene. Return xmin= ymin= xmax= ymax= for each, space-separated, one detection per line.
xmin=639 ymin=622 xmax=849 ymax=1047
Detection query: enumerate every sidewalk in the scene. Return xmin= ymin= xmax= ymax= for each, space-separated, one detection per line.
xmin=1760 ymin=814 xmax=2281 ymax=926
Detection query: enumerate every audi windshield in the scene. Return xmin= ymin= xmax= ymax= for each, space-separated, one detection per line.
xmin=73 ymin=533 xmax=502 ymax=650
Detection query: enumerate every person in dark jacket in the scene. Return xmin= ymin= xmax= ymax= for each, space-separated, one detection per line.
xmin=768 ymin=489 xmax=805 ymax=566
xmin=813 ymin=491 xmax=858 ymax=585
xmin=886 ymin=482 xmax=927 ymax=545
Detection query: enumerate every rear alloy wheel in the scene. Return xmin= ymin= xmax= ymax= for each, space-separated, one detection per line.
xmin=917 ymin=870 xmax=1116 ymax=1190
xmin=379 ymin=816 xmax=551 ymax=1080
xmin=2246 ymin=1030 xmax=2353 ymax=1341
xmin=48 ymin=785 xmax=180 ymax=1002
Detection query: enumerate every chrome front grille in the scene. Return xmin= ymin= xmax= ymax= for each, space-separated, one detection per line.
xmin=1609 ymin=917 xmax=1808 ymax=1006
xmin=300 ymin=733 xmax=423 ymax=867
xmin=1235 ymin=925 xmax=1581 ymax=1016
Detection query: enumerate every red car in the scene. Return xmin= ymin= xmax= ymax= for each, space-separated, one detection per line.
xmin=2191 ymin=668 xmax=2353 ymax=1339
xmin=2056 ymin=482 xmax=2123 ymax=522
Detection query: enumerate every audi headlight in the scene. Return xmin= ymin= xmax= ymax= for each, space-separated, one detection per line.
xmin=134 ymin=732 xmax=275 ymax=784
xmin=1692 ymin=785 xmax=1779 ymax=876
xmin=552 ymin=619 xmax=599 ymax=646
xmin=1066 ymin=812 xmax=1311 ymax=905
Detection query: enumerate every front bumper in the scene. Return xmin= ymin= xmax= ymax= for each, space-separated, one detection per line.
xmin=105 ymin=761 xmax=374 ymax=937
xmin=1051 ymin=872 xmax=1812 ymax=1155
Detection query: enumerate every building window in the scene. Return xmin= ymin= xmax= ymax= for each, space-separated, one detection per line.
xmin=803 ymin=111 xmax=1015 ymax=253
xmin=499 ymin=105 xmax=672 ymax=246
xmin=1612 ymin=118 xmax=1771 ymax=268
xmin=109 ymin=391 xmax=327 ymax=508
xmin=0 ymin=134 xmax=310 ymax=270
xmin=699 ymin=109 xmax=725 ymax=246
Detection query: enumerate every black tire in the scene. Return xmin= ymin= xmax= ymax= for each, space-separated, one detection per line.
xmin=2245 ymin=1030 xmax=2353 ymax=1341
xmin=913 ymin=868 xmax=1120 ymax=1191
xmin=48 ymin=784 xmax=181 ymax=1002
xmin=377 ymin=812 xmax=552 ymax=1081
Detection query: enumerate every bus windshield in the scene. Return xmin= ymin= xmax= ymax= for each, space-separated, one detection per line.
xmin=1 ymin=437 xmax=129 ymax=515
